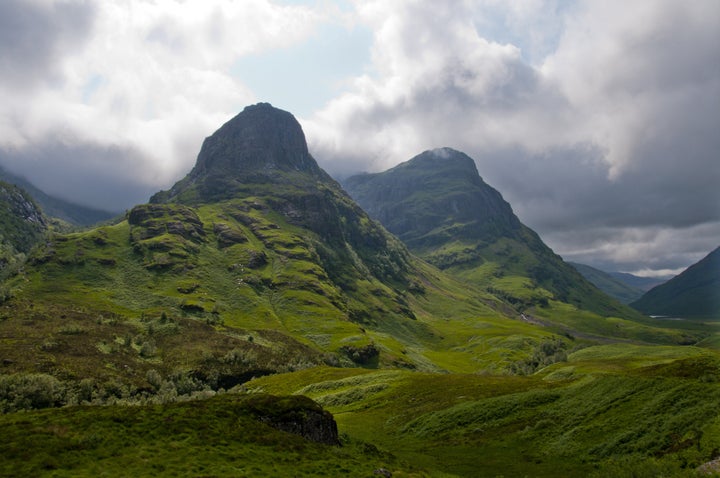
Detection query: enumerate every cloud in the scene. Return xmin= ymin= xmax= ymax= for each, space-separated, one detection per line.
xmin=0 ymin=0 xmax=329 ymax=208
xmin=0 ymin=137 xmax=154 ymax=211
xmin=0 ymin=0 xmax=95 ymax=91
xmin=304 ymin=0 xmax=720 ymax=274
xmin=0 ymin=0 xmax=717 ymax=274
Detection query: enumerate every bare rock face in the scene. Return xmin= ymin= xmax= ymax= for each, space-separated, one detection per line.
xmin=191 ymin=102 xmax=324 ymax=178
xmin=151 ymin=103 xmax=332 ymax=204
xmin=244 ymin=394 xmax=340 ymax=446
xmin=128 ymin=204 xmax=206 ymax=243
xmin=0 ymin=181 xmax=47 ymax=254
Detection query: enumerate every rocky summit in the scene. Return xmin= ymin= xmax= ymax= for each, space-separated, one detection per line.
xmin=343 ymin=148 xmax=521 ymax=250
xmin=152 ymin=103 xmax=332 ymax=203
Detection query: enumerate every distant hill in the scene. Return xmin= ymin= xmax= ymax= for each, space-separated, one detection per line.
xmin=0 ymin=164 xmax=115 ymax=226
xmin=631 ymin=247 xmax=720 ymax=318
xmin=343 ymin=148 xmax=640 ymax=320
xmin=609 ymin=271 xmax=671 ymax=292
xmin=569 ymin=262 xmax=645 ymax=304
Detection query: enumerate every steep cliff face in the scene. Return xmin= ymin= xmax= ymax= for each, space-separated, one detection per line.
xmin=152 ymin=103 xmax=332 ymax=204
xmin=0 ymin=181 xmax=47 ymax=251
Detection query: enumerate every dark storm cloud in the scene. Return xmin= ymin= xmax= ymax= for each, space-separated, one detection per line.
xmin=0 ymin=0 xmax=96 ymax=89
xmin=0 ymin=138 xmax=157 ymax=212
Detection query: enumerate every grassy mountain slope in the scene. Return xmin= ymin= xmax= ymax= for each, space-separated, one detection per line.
xmin=1 ymin=105 xmax=580 ymax=395
xmin=570 ymin=262 xmax=645 ymax=303
xmin=632 ymin=247 xmax=720 ymax=319
xmin=2 ymin=104 xmax=719 ymax=477
xmin=0 ymin=393 xmax=427 ymax=477
xmin=343 ymin=148 xmax=680 ymax=341
xmin=251 ymin=349 xmax=720 ymax=477
xmin=0 ymin=164 xmax=115 ymax=226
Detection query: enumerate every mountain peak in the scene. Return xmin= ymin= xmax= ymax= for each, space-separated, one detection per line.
xmin=152 ymin=103 xmax=329 ymax=203
xmin=192 ymin=102 xmax=322 ymax=178
xmin=343 ymin=148 xmax=519 ymax=248
xmin=393 ymin=148 xmax=481 ymax=181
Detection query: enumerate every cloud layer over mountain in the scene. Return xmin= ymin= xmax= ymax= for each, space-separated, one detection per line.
xmin=0 ymin=0 xmax=718 ymax=275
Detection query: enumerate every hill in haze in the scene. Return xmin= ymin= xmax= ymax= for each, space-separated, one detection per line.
xmin=632 ymin=246 xmax=720 ymax=318
xmin=569 ymin=262 xmax=645 ymax=304
xmin=609 ymin=270 xmax=671 ymax=291
xmin=0 ymin=164 xmax=115 ymax=226
xmin=343 ymin=148 xmax=644 ymax=324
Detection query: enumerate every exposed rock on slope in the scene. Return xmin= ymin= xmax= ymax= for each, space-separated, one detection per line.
xmin=0 ymin=181 xmax=48 ymax=276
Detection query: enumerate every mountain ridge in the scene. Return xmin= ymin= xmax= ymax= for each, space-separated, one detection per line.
xmin=0 ymin=164 xmax=116 ymax=226
xmin=632 ymin=246 xmax=720 ymax=318
xmin=569 ymin=262 xmax=645 ymax=304
xmin=343 ymin=148 xmax=640 ymax=320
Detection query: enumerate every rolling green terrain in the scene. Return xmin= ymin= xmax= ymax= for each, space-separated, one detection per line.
xmin=1 ymin=104 xmax=718 ymax=477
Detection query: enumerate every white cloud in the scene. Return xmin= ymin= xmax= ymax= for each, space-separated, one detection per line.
xmin=0 ymin=0 xmax=328 ymax=202
xmin=305 ymin=0 xmax=720 ymax=274
xmin=0 ymin=0 xmax=717 ymax=273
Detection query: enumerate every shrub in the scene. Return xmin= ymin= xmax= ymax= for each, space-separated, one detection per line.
xmin=0 ymin=373 xmax=66 ymax=412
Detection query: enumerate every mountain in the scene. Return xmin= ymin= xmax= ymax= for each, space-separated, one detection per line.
xmin=2 ymin=105 xmax=718 ymax=477
xmin=2 ymin=103 xmax=549 ymax=389
xmin=343 ymin=148 xmax=639 ymax=320
xmin=0 ymin=164 xmax=115 ymax=226
xmin=609 ymin=271 xmax=671 ymax=292
xmin=631 ymin=247 xmax=720 ymax=318
xmin=569 ymin=262 xmax=645 ymax=304
xmin=0 ymin=180 xmax=48 ymax=281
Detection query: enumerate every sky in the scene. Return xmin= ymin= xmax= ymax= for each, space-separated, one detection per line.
xmin=0 ymin=0 xmax=718 ymax=277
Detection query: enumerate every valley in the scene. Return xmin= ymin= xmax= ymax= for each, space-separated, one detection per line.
xmin=0 ymin=104 xmax=717 ymax=477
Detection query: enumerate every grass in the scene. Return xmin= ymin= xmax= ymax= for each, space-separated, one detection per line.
xmin=251 ymin=356 xmax=720 ymax=477
xmin=4 ymin=169 xmax=719 ymax=477
xmin=3 ymin=196 xmax=601 ymax=380
xmin=0 ymin=393 xmax=428 ymax=477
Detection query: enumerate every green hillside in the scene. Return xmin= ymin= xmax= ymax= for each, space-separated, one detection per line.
xmin=250 ymin=350 xmax=720 ymax=477
xmin=632 ymin=247 xmax=720 ymax=319
xmin=0 ymin=105 xmax=572 ymax=390
xmin=570 ymin=262 xmax=645 ymax=303
xmin=1 ymin=105 xmax=717 ymax=477
xmin=343 ymin=148 xmax=654 ymax=331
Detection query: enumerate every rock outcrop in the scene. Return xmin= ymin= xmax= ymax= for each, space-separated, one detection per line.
xmin=0 ymin=181 xmax=48 ymax=266
xmin=245 ymin=394 xmax=340 ymax=446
